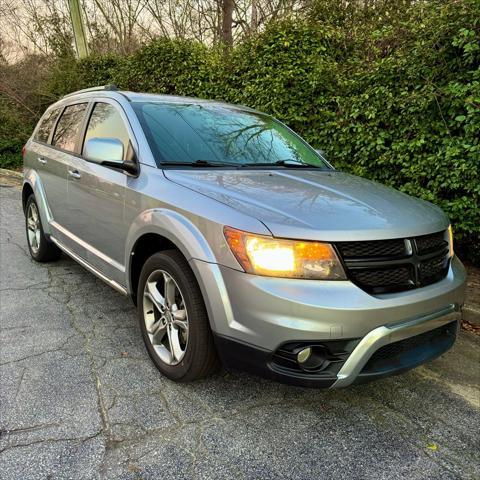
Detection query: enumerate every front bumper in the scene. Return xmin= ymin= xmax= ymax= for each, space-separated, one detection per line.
xmin=190 ymin=256 xmax=466 ymax=387
xmin=214 ymin=308 xmax=460 ymax=388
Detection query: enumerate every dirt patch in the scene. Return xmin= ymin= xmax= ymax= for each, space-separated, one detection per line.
xmin=462 ymin=262 xmax=480 ymax=334
xmin=465 ymin=263 xmax=480 ymax=310
xmin=0 ymin=168 xmax=22 ymax=187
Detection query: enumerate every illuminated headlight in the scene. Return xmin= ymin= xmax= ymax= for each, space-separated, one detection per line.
xmin=224 ymin=226 xmax=346 ymax=280
xmin=448 ymin=225 xmax=454 ymax=258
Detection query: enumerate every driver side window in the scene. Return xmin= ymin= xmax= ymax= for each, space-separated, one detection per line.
xmin=83 ymin=102 xmax=131 ymax=160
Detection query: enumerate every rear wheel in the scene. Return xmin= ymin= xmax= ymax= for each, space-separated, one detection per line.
xmin=137 ymin=250 xmax=219 ymax=381
xmin=25 ymin=195 xmax=61 ymax=262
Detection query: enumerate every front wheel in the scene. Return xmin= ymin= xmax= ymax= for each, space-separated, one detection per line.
xmin=137 ymin=250 xmax=219 ymax=381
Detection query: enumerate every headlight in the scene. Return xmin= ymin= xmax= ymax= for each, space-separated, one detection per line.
xmin=448 ymin=225 xmax=454 ymax=257
xmin=224 ymin=226 xmax=346 ymax=280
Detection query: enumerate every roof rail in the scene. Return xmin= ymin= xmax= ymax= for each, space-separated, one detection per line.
xmin=62 ymin=84 xmax=118 ymax=99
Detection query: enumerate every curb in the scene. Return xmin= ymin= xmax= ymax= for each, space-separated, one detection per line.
xmin=0 ymin=168 xmax=22 ymax=179
xmin=0 ymin=168 xmax=22 ymax=186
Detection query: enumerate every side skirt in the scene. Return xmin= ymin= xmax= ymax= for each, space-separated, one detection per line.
xmin=50 ymin=235 xmax=128 ymax=296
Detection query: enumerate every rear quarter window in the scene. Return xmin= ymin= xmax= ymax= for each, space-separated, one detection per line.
xmin=52 ymin=103 xmax=88 ymax=153
xmin=34 ymin=108 xmax=60 ymax=143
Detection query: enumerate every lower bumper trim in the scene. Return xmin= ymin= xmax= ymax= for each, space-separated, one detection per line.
xmin=332 ymin=303 xmax=461 ymax=388
xmin=213 ymin=335 xmax=337 ymax=388
xmin=354 ymin=320 xmax=458 ymax=385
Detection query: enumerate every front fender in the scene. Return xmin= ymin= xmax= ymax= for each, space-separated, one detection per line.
xmin=23 ymin=168 xmax=53 ymax=236
xmin=125 ymin=208 xmax=219 ymax=293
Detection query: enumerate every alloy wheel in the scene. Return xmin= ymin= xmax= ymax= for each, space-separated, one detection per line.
xmin=27 ymin=202 xmax=41 ymax=254
xmin=142 ymin=269 xmax=189 ymax=365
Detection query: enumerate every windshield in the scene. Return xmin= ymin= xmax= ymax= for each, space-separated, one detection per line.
xmin=132 ymin=102 xmax=329 ymax=169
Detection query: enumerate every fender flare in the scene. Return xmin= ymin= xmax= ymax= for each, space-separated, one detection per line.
xmin=22 ymin=168 xmax=53 ymax=236
xmin=125 ymin=208 xmax=218 ymax=293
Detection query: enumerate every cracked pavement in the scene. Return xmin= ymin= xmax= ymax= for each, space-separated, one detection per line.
xmin=1 ymin=180 xmax=479 ymax=480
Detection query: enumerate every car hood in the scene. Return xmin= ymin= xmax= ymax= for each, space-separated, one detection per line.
xmin=164 ymin=169 xmax=449 ymax=241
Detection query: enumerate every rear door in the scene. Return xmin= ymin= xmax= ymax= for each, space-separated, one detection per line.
xmin=63 ymin=100 xmax=133 ymax=285
xmin=44 ymin=102 xmax=89 ymax=238
xmin=27 ymin=107 xmax=63 ymax=221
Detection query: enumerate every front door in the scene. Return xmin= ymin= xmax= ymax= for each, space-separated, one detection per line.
xmin=64 ymin=101 xmax=133 ymax=286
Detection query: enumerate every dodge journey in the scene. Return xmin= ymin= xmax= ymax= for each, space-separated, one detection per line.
xmin=22 ymin=85 xmax=466 ymax=387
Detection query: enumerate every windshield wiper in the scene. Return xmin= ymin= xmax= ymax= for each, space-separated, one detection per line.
xmin=240 ymin=160 xmax=321 ymax=168
xmin=160 ymin=159 xmax=323 ymax=168
xmin=159 ymin=159 xmax=236 ymax=167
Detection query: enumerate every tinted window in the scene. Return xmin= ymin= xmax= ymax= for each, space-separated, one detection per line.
xmin=34 ymin=108 xmax=59 ymax=143
xmin=52 ymin=103 xmax=87 ymax=152
xmin=132 ymin=102 xmax=328 ymax=168
xmin=83 ymin=103 xmax=130 ymax=160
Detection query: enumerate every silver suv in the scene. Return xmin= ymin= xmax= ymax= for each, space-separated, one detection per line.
xmin=22 ymin=85 xmax=466 ymax=387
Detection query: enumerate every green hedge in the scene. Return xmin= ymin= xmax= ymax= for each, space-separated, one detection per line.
xmin=1 ymin=0 xmax=478 ymax=263
xmin=0 ymin=100 xmax=33 ymax=169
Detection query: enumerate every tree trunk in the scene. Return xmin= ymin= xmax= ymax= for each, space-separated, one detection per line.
xmin=251 ymin=0 xmax=258 ymax=33
xmin=221 ymin=0 xmax=234 ymax=46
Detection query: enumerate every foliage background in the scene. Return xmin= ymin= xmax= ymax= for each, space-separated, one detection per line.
xmin=1 ymin=0 xmax=478 ymax=263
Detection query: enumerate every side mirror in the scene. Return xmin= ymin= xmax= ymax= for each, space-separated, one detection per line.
xmin=84 ymin=137 xmax=138 ymax=174
xmin=85 ymin=137 xmax=123 ymax=164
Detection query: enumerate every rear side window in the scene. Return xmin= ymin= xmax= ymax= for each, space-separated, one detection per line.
xmin=52 ymin=103 xmax=88 ymax=153
xmin=34 ymin=108 xmax=59 ymax=143
xmin=83 ymin=103 xmax=130 ymax=160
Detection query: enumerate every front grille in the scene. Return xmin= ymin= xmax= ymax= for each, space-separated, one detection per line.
xmin=419 ymin=255 xmax=449 ymax=283
xmin=415 ymin=231 xmax=448 ymax=255
xmin=339 ymin=239 xmax=406 ymax=258
xmin=350 ymin=266 xmax=413 ymax=289
xmin=336 ymin=230 xmax=450 ymax=294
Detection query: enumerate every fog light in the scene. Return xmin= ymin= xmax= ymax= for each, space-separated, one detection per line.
xmin=297 ymin=347 xmax=312 ymax=364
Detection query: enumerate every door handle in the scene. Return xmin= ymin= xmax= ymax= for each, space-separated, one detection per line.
xmin=68 ymin=169 xmax=81 ymax=179
xmin=37 ymin=157 xmax=47 ymax=165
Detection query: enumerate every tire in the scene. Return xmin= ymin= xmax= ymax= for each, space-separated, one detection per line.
xmin=137 ymin=250 xmax=219 ymax=381
xmin=25 ymin=194 xmax=61 ymax=262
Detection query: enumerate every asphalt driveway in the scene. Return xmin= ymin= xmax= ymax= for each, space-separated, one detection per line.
xmin=1 ymin=178 xmax=479 ymax=480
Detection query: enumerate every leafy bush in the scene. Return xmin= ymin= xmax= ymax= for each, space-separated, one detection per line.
xmin=0 ymin=100 xmax=32 ymax=169
xmin=1 ymin=0 xmax=478 ymax=263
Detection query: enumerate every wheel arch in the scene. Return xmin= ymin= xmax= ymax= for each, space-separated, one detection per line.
xmin=22 ymin=170 xmax=53 ymax=235
xmin=22 ymin=182 xmax=34 ymax=212
xmin=128 ymin=232 xmax=177 ymax=304
xmin=126 ymin=208 xmax=218 ymax=305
